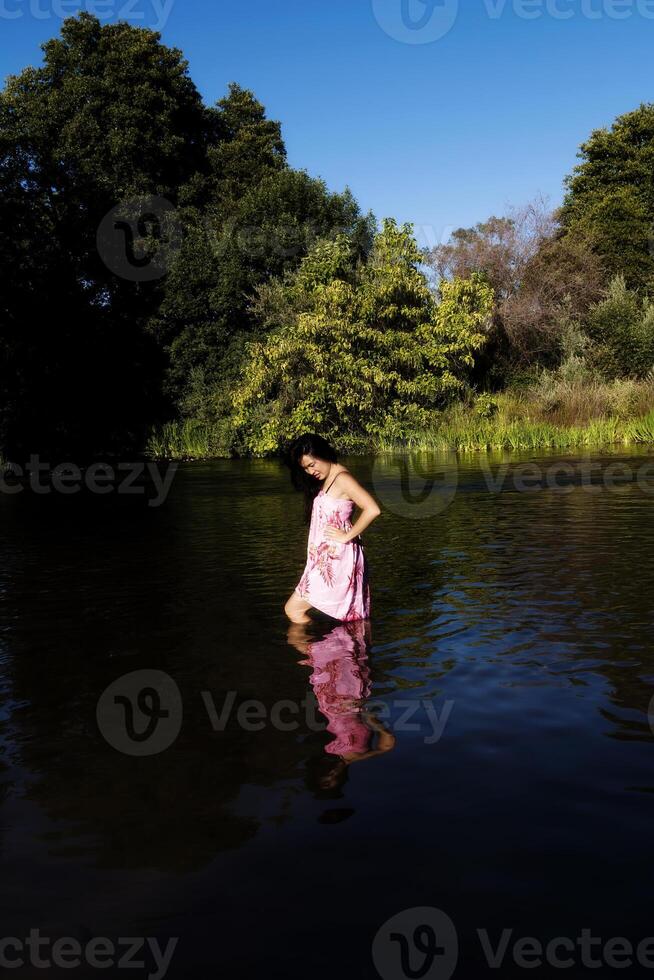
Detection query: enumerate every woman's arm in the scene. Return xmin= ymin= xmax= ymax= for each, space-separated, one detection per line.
xmin=325 ymin=472 xmax=381 ymax=544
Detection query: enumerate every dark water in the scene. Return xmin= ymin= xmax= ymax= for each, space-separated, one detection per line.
xmin=2 ymin=449 xmax=654 ymax=979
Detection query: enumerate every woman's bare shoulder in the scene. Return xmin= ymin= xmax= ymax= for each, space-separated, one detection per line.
xmin=334 ymin=469 xmax=381 ymax=512
xmin=330 ymin=468 xmax=360 ymax=499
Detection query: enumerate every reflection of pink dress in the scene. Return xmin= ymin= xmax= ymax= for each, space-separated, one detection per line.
xmin=294 ymin=489 xmax=371 ymax=621
xmin=300 ymin=621 xmax=373 ymax=756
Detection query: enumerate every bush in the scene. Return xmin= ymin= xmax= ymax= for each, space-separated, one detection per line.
xmin=474 ymin=394 xmax=499 ymax=419
xmin=229 ymin=221 xmax=494 ymax=455
xmin=584 ymin=274 xmax=654 ymax=378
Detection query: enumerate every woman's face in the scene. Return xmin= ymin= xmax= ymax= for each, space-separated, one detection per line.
xmin=299 ymin=454 xmax=329 ymax=482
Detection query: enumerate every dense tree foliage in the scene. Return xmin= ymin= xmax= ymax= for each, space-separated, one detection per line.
xmin=0 ymin=13 xmax=212 ymax=460
xmin=151 ymin=164 xmax=373 ymax=403
xmin=0 ymin=14 xmax=372 ymax=461
xmin=559 ymin=103 xmax=654 ymax=292
xmin=3 ymin=14 xmax=654 ymax=463
xmin=230 ymin=221 xmax=494 ymax=455
xmin=584 ymin=275 xmax=654 ymax=379
xmin=428 ymin=199 xmax=605 ymax=383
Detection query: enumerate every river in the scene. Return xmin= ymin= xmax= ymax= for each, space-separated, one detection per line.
xmin=1 ymin=448 xmax=653 ymax=977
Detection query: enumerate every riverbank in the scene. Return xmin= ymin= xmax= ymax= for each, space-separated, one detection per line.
xmin=6 ymin=380 xmax=652 ymax=467
xmin=144 ymin=387 xmax=654 ymax=459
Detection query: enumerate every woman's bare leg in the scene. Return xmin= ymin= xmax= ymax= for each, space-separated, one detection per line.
xmin=284 ymin=592 xmax=313 ymax=624
xmin=286 ymin=620 xmax=312 ymax=656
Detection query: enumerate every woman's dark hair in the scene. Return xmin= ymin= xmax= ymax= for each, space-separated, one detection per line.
xmin=283 ymin=433 xmax=338 ymax=524
xmin=304 ymin=752 xmax=350 ymax=799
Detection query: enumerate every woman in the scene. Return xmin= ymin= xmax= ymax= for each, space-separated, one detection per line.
xmin=283 ymin=433 xmax=381 ymax=624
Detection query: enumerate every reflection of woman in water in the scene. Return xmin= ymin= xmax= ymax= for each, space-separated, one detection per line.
xmin=283 ymin=433 xmax=381 ymax=624
xmin=287 ymin=618 xmax=395 ymax=796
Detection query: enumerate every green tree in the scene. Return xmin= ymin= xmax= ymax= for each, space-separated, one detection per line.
xmin=230 ymin=220 xmax=493 ymax=455
xmin=0 ymin=12 xmax=212 ymax=459
xmin=584 ymin=274 xmax=654 ymax=378
xmin=151 ymin=167 xmax=375 ymax=403
xmin=559 ymin=103 xmax=654 ymax=291
xmin=428 ymin=198 xmax=605 ymax=381
xmin=0 ymin=13 xmax=372 ymax=459
xmin=207 ymin=83 xmax=286 ymax=205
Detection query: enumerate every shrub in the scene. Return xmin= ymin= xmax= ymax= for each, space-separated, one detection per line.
xmin=229 ymin=221 xmax=494 ymax=455
xmin=584 ymin=274 xmax=654 ymax=378
xmin=474 ymin=394 xmax=499 ymax=419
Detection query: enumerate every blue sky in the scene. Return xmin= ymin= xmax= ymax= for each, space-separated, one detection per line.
xmin=1 ymin=0 xmax=652 ymax=246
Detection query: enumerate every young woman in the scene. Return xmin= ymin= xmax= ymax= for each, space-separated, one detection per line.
xmin=284 ymin=433 xmax=381 ymax=624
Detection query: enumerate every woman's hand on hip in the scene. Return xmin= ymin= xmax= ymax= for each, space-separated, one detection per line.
xmin=324 ymin=527 xmax=351 ymax=544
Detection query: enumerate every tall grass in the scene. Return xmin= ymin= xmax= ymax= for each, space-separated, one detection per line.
xmin=381 ymin=412 xmax=654 ymax=453
xmin=145 ymin=420 xmax=218 ymax=460
xmin=145 ymin=377 xmax=654 ymax=459
xmin=375 ymin=390 xmax=654 ymax=454
xmin=626 ymin=408 xmax=654 ymax=443
xmin=148 ymin=408 xmax=654 ymax=459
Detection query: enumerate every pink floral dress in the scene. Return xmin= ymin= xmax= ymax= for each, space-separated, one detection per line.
xmin=299 ymin=620 xmax=373 ymax=756
xmin=294 ymin=487 xmax=371 ymax=621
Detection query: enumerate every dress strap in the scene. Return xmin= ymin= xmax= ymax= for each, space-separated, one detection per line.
xmin=324 ymin=469 xmax=343 ymax=495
